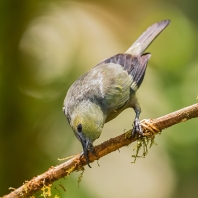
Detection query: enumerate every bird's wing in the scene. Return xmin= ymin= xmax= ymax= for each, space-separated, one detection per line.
xmin=64 ymin=53 xmax=150 ymax=121
xmin=89 ymin=62 xmax=131 ymax=113
xmin=93 ymin=53 xmax=151 ymax=113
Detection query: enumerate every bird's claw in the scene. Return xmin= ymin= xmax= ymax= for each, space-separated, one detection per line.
xmin=132 ymin=118 xmax=143 ymax=137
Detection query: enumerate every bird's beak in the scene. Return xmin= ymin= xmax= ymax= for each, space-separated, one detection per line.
xmin=77 ymin=132 xmax=94 ymax=168
xmin=81 ymin=138 xmax=92 ymax=168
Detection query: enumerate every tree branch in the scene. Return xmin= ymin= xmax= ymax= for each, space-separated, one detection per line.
xmin=2 ymin=103 xmax=198 ymax=198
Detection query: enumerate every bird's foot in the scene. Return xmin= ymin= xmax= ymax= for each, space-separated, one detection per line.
xmin=132 ymin=117 xmax=143 ymax=138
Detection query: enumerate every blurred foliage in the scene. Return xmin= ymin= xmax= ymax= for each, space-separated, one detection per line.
xmin=0 ymin=0 xmax=198 ymax=197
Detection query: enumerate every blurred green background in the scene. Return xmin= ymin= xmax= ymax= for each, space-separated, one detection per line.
xmin=0 ymin=0 xmax=198 ymax=197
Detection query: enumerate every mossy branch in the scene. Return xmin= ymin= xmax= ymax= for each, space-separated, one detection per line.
xmin=2 ymin=103 xmax=198 ymax=198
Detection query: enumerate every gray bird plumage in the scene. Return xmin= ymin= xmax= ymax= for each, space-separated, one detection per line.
xmin=63 ymin=19 xmax=170 ymax=167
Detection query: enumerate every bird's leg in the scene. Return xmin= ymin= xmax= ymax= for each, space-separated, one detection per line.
xmin=132 ymin=104 xmax=143 ymax=137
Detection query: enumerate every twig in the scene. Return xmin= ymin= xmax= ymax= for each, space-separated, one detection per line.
xmin=2 ymin=103 xmax=198 ymax=198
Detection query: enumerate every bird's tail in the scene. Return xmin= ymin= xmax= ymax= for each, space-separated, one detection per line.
xmin=125 ymin=20 xmax=170 ymax=55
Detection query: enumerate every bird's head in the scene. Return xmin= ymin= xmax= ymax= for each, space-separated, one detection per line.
xmin=70 ymin=101 xmax=105 ymax=167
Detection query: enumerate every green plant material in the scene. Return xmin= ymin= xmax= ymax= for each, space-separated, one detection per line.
xmin=57 ymin=155 xmax=77 ymax=161
xmin=23 ymin=181 xmax=29 ymax=194
xmin=97 ymin=160 xmax=100 ymax=167
xmin=58 ymin=183 xmax=66 ymax=192
xmin=41 ymin=184 xmax=52 ymax=198
xmin=125 ymin=130 xmax=132 ymax=139
xmin=65 ymin=164 xmax=77 ymax=177
xmin=8 ymin=187 xmax=16 ymax=191
xmin=131 ymin=136 xmax=156 ymax=163
xmin=77 ymin=168 xmax=85 ymax=188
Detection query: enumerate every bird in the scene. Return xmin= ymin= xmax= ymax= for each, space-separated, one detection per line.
xmin=63 ymin=19 xmax=170 ymax=167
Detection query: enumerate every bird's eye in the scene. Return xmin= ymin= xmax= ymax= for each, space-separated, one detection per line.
xmin=77 ymin=124 xmax=82 ymax=132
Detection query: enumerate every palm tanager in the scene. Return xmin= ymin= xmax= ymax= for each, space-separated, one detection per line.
xmin=63 ymin=19 xmax=170 ymax=167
